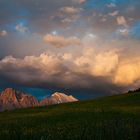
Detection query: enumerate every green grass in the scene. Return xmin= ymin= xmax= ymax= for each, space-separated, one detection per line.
xmin=0 ymin=93 xmax=140 ymax=140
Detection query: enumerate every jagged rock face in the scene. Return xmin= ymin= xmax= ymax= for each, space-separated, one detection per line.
xmin=0 ymin=88 xmax=39 ymax=111
xmin=0 ymin=88 xmax=78 ymax=111
xmin=40 ymin=92 xmax=78 ymax=106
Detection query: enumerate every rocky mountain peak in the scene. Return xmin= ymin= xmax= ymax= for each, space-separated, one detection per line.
xmin=0 ymin=89 xmax=78 ymax=112
xmin=41 ymin=92 xmax=78 ymax=106
xmin=52 ymin=92 xmax=67 ymax=97
xmin=1 ymin=88 xmax=16 ymax=96
xmin=0 ymin=88 xmax=39 ymax=111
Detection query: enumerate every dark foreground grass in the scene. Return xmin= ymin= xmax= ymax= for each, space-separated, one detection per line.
xmin=0 ymin=93 xmax=140 ymax=140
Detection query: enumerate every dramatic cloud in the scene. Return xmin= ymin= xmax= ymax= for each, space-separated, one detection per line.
xmin=107 ymin=3 xmax=116 ymax=8
xmin=0 ymin=37 xmax=140 ymax=94
xmin=117 ymin=16 xmax=127 ymax=26
xmin=15 ymin=24 xmax=29 ymax=33
xmin=57 ymin=6 xmax=83 ymax=23
xmin=43 ymin=34 xmax=81 ymax=48
xmin=109 ymin=11 xmax=119 ymax=17
xmin=60 ymin=7 xmax=82 ymax=15
xmin=0 ymin=49 xmax=117 ymax=90
xmin=114 ymin=60 xmax=140 ymax=86
xmin=0 ymin=0 xmax=140 ymax=97
xmin=117 ymin=28 xmax=129 ymax=36
xmin=0 ymin=30 xmax=7 ymax=37
xmin=72 ymin=0 xmax=86 ymax=4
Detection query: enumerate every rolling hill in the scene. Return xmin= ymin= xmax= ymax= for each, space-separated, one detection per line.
xmin=0 ymin=92 xmax=139 ymax=140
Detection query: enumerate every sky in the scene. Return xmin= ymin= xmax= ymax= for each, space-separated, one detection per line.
xmin=0 ymin=0 xmax=140 ymax=99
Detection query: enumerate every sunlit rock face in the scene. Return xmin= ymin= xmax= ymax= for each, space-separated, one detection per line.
xmin=40 ymin=92 xmax=78 ymax=106
xmin=0 ymin=88 xmax=39 ymax=111
xmin=0 ymin=89 xmax=78 ymax=111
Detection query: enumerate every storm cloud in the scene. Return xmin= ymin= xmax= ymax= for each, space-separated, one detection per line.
xmin=0 ymin=0 xmax=140 ymax=96
xmin=0 ymin=37 xmax=140 ymax=94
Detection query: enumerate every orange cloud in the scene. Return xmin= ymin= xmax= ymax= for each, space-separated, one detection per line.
xmin=43 ymin=34 xmax=81 ymax=48
xmin=0 ymin=30 xmax=7 ymax=37
xmin=0 ymin=35 xmax=140 ymax=93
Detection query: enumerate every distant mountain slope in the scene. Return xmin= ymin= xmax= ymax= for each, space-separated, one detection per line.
xmin=0 ymin=88 xmax=78 ymax=111
xmin=40 ymin=92 xmax=78 ymax=106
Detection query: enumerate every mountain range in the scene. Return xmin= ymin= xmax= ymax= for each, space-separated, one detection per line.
xmin=0 ymin=88 xmax=78 ymax=112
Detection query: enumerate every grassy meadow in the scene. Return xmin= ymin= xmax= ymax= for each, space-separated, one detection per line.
xmin=0 ymin=92 xmax=140 ymax=140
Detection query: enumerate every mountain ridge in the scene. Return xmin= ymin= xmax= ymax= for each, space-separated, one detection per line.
xmin=40 ymin=92 xmax=78 ymax=106
xmin=0 ymin=88 xmax=78 ymax=111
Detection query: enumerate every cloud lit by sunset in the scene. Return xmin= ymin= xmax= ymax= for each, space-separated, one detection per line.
xmin=0 ymin=0 xmax=140 ymax=97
